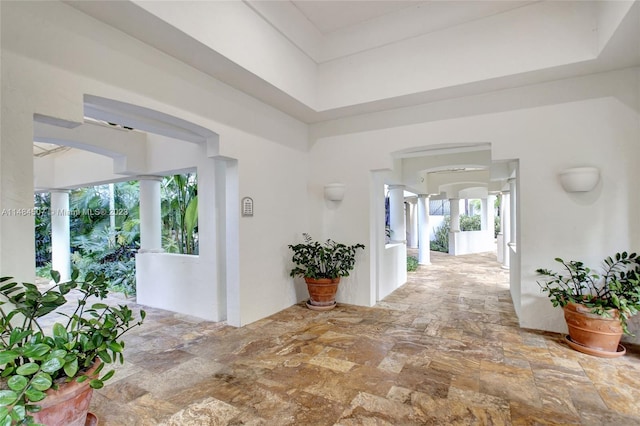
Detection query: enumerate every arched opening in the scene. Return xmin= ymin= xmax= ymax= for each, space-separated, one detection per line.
xmin=371 ymin=143 xmax=520 ymax=318
xmin=32 ymin=95 xmax=240 ymax=325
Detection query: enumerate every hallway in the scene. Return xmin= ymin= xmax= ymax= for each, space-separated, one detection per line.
xmin=90 ymin=252 xmax=640 ymax=425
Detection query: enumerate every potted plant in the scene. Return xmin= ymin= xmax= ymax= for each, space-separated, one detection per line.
xmin=536 ymin=252 xmax=640 ymax=357
xmin=289 ymin=233 xmax=365 ymax=311
xmin=0 ymin=269 xmax=145 ymax=425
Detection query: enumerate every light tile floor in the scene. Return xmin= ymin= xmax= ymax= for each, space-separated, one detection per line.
xmin=77 ymin=251 xmax=640 ymax=425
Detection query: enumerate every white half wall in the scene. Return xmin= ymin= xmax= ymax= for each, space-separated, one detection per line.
xmin=450 ymin=230 xmax=496 ymax=256
xmin=136 ymin=253 xmax=222 ymax=321
xmin=378 ymin=243 xmax=407 ymax=301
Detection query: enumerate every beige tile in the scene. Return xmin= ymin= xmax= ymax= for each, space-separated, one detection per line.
xmin=86 ymin=251 xmax=640 ymax=425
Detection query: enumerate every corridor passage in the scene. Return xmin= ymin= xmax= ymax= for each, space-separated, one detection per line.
xmin=90 ymin=252 xmax=640 ymax=425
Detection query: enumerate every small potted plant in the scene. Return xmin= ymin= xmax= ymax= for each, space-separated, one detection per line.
xmin=289 ymin=233 xmax=365 ymax=310
xmin=536 ymin=251 xmax=640 ymax=357
xmin=0 ymin=269 xmax=145 ymax=425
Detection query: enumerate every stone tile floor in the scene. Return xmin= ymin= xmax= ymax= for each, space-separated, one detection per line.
xmin=49 ymin=252 xmax=640 ymax=424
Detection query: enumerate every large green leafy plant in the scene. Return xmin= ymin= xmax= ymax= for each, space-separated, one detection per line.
xmin=536 ymin=252 xmax=640 ymax=334
xmin=0 ymin=270 xmax=145 ymax=425
xmin=289 ymin=234 xmax=365 ymax=280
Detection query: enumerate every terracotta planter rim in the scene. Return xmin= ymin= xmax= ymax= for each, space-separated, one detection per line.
xmin=564 ymin=301 xmax=620 ymax=319
xmin=304 ymin=277 xmax=341 ymax=284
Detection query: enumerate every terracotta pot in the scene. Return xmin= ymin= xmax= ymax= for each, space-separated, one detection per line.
xmin=305 ymin=277 xmax=340 ymax=307
xmin=563 ymin=302 xmax=623 ymax=353
xmin=32 ymin=359 xmax=101 ymax=426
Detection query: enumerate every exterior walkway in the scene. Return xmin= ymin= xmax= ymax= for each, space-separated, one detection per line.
xmin=85 ymin=251 xmax=640 ymax=425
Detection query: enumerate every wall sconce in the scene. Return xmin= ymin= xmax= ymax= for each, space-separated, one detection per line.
xmin=558 ymin=167 xmax=600 ymax=192
xmin=324 ymin=183 xmax=346 ymax=201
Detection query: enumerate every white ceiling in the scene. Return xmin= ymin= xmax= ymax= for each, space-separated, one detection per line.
xmin=291 ymin=0 xmax=421 ymax=34
xmin=65 ymin=0 xmax=640 ymax=123
xmin=289 ymin=1 xmax=537 ymax=41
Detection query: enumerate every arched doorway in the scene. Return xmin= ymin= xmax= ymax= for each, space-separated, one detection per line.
xmin=33 ymin=95 xmax=241 ymax=325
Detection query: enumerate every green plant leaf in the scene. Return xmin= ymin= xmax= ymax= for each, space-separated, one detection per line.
xmin=108 ymin=342 xmax=123 ymax=353
xmin=184 ymin=195 xmax=198 ymax=238
xmin=48 ymin=349 xmax=67 ymax=360
xmin=89 ymin=379 xmax=104 ymax=389
xmin=24 ymin=387 xmax=47 ymax=402
xmin=100 ymin=369 xmax=115 ymax=382
xmin=40 ymin=357 xmax=64 ymax=374
xmin=7 ymin=375 xmax=28 ymax=391
xmin=9 ymin=405 xmax=25 ymax=422
xmin=97 ymin=351 xmax=112 ymax=364
xmin=22 ymin=343 xmax=51 ymax=359
xmin=31 ymin=373 xmax=53 ymax=392
xmin=52 ymin=323 xmax=67 ymax=340
xmin=0 ymin=407 xmax=9 ymax=423
xmin=9 ymin=329 xmax=31 ymax=346
xmin=16 ymin=363 xmax=39 ymax=376
xmin=0 ymin=390 xmax=18 ymax=406
xmin=0 ymin=281 xmax=18 ymax=292
xmin=63 ymin=358 xmax=79 ymax=377
xmin=91 ymin=303 xmax=108 ymax=310
xmin=0 ymin=351 xmax=19 ymax=365
xmin=0 ymin=367 xmax=14 ymax=378
xmin=0 ymin=413 xmax=11 ymax=426
xmin=50 ymin=270 xmax=60 ymax=284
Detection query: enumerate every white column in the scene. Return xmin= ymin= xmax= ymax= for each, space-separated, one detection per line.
xmin=501 ymin=191 xmax=511 ymax=269
xmin=448 ymin=198 xmax=460 ymax=255
xmin=138 ymin=176 xmax=163 ymax=253
xmin=480 ymin=198 xmax=488 ymax=231
xmin=406 ymin=198 xmax=418 ymax=249
xmin=450 ymin=198 xmax=460 ymax=232
xmin=496 ymin=194 xmax=504 ymax=262
xmin=50 ymin=190 xmax=71 ymax=282
xmin=417 ymin=195 xmax=431 ymax=265
xmin=487 ymin=195 xmax=496 ymax=236
xmin=109 ymin=183 xmax=116 ymax=232
xmin=388 ymin=185 xmax=406 ymax=244
xmin=508 ymin=178 xmax=517 ymax=247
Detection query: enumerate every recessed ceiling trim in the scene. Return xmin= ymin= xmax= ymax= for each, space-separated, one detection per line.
xmin=392 ymin=143 xmax=491 ymax=159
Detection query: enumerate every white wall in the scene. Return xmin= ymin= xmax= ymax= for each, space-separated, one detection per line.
xmin=309 ymin=68 xmax=640 ymax=342
xmin=0 ymin=1 xmax=309 ymax=326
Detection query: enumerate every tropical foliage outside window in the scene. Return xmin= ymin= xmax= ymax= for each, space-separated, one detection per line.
xmin=161 ymin=173 xmax=198 ymax=255
xmin=34 ymin=173 xmax=198 ymax=295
